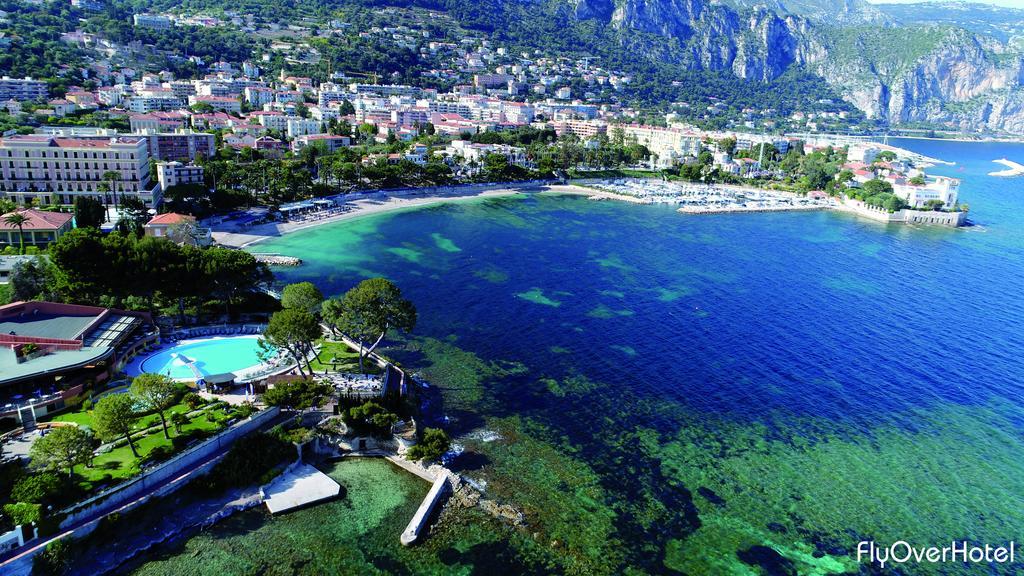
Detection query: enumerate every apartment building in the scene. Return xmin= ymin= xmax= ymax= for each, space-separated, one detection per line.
xmin=619 ymin=124 xmax=702 ymax=167
xmin=156 ymin=161 xmax=205 ymax=191
xmin=0 ymin=77 xmax=48 ymax=102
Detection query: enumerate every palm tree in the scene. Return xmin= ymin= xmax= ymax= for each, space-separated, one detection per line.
xmin=103 ymin=171 xmax=121 ymax=210
xmin=3 ymin=211 xmax=31 ymax=254
xmin=97 ymin=182 xmax=110 ymax=222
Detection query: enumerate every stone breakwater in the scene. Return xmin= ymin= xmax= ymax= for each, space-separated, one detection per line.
xmin=252 ymin=253 xmax=302 ymax=266
xmin=677 ymin=204 xmax=831 ymax=215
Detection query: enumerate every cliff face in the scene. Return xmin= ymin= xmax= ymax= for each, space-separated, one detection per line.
xmin=571 ymin=0 xmax=1024 ymax=133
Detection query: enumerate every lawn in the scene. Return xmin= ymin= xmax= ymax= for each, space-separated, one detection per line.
xmin=308 ymin=339 xmax=381 ymax=374
xmin=77 ymin=405 xmax=234 ymax=490
xmin=41 ymin=398 xmax=238 ymax=492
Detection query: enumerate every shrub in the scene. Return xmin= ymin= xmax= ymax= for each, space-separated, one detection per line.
xmin=182 ymin=392 xmax=204 ymax=410
xmin=11 ymin=472 xmax=62 ymax=505
xmin=406 ymin=428 xmax=451 ymax=463
xmin=235 ymin=402 xmax=257 ymax=419
xmin=81 ymin=398 xmax=93 ymax=411
xmin=3 ymin=502 xmax=41 ymax=526
xmin=33 ymin=538 xmax=71 ymax=576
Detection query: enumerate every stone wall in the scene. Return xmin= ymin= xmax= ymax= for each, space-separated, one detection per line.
xmin=59 ymin=406 xmax=281 ymax=529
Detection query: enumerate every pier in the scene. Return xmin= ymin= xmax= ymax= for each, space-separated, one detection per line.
xmin=261 ymin=463 xmax=341 ymax=514
xmin=400 ymin=473 xmax=450 ymax=545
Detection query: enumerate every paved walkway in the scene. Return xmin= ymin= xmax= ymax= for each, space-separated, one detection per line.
xmin=262 ymin=463 xmax=340 ymax=514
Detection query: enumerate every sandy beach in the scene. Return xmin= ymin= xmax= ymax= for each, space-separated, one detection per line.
xmin=212 ymin=183 xmax=596 ymax=248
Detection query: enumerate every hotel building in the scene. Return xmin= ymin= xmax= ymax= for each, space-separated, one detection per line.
xmin=0 ymin=135 xmax=159 ymax=206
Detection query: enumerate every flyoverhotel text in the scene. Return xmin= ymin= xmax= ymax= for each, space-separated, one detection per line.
xmin=858 ymin=541 xmax=1015 ymax=569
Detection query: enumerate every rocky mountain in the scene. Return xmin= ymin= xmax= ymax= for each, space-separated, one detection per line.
xmin=566 ymin=0 xmax=1024 ymax=133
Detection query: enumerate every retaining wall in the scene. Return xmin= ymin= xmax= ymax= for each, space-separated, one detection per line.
xmin=59 ymin=406 xmax=280 ymax=529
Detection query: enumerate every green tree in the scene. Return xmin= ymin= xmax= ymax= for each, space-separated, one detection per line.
xmin=93 ymin=394 xmax=140 ymax=458
xmin=909 ymin=175 xmax=926 ymax=186
xmin=718 ymin=137 xmax=736 ymax=155
xmin=74 ymin=196 xmax=105 ymax=228
xmin=406 ymin=428 xmax=451 ymax=463
xmin=29 ymin=426 xmax=94 ymax=479
xmin=333 ymin=278 xmax=417 ymax=373
xmin=261 ymin=308 xmax=322 ymax=377
xmin=130 ymin=374 xmax=178 ymax=439
xmin=3 ymin=211 xmax=31 ymax=254
xmin=320 ymin=296 xmax=345 ymax=338
xmin=280 ymin=281 xmax=324 ymax=315
xmin=10 ymin=257 xmax=56 ymax=302
xmin=102 ymin=170 xmax=121 ymax=210
xmin=117 ymin=196 xmax=149 ymax=237
xmin=48 ymin=227 xmax=109 ymax=303
xmin=862 ymin=179 xmax=894 ymax=196
xmin=342 ymin=400 xmax=398 ymax=437
xmin=203 ymin=248 xmax=271 ymax=317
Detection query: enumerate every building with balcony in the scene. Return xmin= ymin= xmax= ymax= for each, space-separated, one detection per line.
xmin=0 ymin=77 xmax=47 ymax=102
xmin=0 ymin=135 xmax=158 ymax=207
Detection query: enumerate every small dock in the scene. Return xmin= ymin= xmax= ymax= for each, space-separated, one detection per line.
xmin=261 ymin=464 xmax=340 ymax=514
xmin=401 ymin=473 xmax=450 ymax=546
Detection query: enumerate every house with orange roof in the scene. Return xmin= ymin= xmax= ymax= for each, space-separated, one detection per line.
xmin=143 ymin=212 xmax=211 ymax=246
xmin=0 ymin=208 xmax=74 ymax=249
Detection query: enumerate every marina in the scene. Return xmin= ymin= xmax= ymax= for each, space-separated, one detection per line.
xmin=584 ymin=179 xmax=836 ymax=213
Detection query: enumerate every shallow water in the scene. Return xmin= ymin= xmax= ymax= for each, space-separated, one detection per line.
xmin=131 ymin=139 xmax=1024 ymax=575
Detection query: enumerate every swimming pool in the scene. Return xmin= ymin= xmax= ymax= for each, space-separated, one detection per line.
xmin=126 ymin=335 xmax=271 ymax=380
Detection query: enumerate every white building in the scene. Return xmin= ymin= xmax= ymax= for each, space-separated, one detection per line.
xmin=127 ymin=93 xmax=182 ymax=113
xmin=286 ymin=117 xmax=322 ymax=138
xmin=156 ymin=161 xmax=205 ymax=191
xmin=619 ymin=124 xmax=701 ymax=167
xmin=0 ymin=135 xmax=158 ymax=206
xmin=893 ymin=176 xmax=959 ymax=209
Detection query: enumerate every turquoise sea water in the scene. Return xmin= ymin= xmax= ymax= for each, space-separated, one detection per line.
xmin=129 ymin=336 xmax=267 ymax=379
xmin=132 ymin=139 xmax=1024 ymax=575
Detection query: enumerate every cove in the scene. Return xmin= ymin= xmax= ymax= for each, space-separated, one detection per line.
xmin=133 ymin=139 xmax=1024 ymax=575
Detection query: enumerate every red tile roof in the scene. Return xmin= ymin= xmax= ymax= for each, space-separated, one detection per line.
xmin=1 ymin=209 xmax=73 ymax=230
xmin=146 ymin=212 xmax=195 ymax=226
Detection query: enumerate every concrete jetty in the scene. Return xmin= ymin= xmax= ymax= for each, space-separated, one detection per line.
xmin=261 ymin=463 xmax=340 ymax=514
xmin=400 ymin=473 xmax=450 ymax=545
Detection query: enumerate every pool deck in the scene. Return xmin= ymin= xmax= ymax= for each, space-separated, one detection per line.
xmin=261 ymin=463 xmax=341 ymax=514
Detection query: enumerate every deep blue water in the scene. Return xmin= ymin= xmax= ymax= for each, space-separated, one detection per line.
xmin=263 ymin=139 xmax=1024 ymax=430
xmin=249 ymin=138 xmax=1024 ymax=573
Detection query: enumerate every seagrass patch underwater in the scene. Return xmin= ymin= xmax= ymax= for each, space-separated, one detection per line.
xmin=127 ymin=139 xmax=1024 ymax=575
